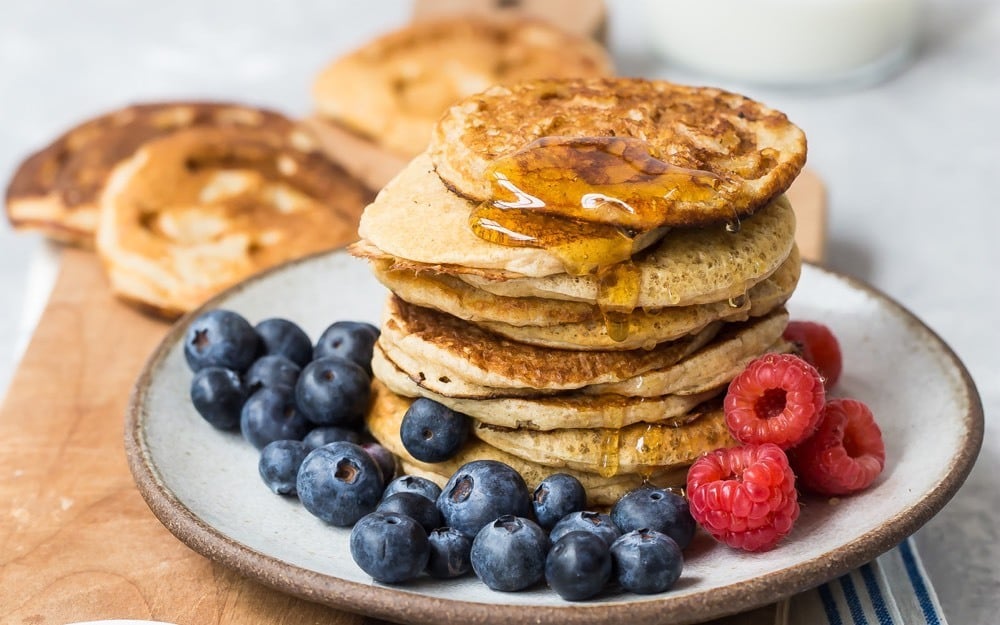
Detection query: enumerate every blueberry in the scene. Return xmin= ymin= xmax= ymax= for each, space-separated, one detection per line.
xmin=471 ymin=515 xmax=548 ymax=591
xmin=377 ymin=492 xmax=443 ymax=533
xmin=295 ymin=356 xmax=370 ymax=426
xmin=610 ymin=487 xmax=695 ymax=550
xmin=190 ymin=367 xmax=245 ymax=430
xmin=545 ymin=531 xmax=612 ymax=601
xmin=350 ymin=511 xmax=429 ymax=583
xmin=384 ymin=475 xmax=442 ymax=503
xmin=258 ymin=440 xmax=310 ymax=495
xmin=255 ymin=318 xmax=312 ymax=367
xmin=245 ymin=355 xmax=300 ymax=393
xmin=533 ymin=474 xmax=587 ymax=530
xmin=302 ymin=426 xmax=363 ymax=449
xmin=550 ymin=511 xmax=621 ymax=547
xmin=361 ymin=441 xmax=396 ymax=483
xmin=437 ymin=460 xmax=533 ymax=538
xmin=427 ymin=527 xmax=472 ymax=579
xmin=610 ymin=529 xmax=683 ymax=594
xmin=184 ymin=309 xmax=259 ymax=373
xmin=297 ymin=441 xmax=384 ymax=526
xmin=400 ymin=398 xmax=470 ymax=463
xmin=314 ymin=321 xmax=379 ymax=375
xmin=240 ymin=387 xmax=312 ymax=449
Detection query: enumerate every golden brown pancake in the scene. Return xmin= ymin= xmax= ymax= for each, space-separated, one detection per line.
xmin=313 ymin=17 xmax=612 ymax=157
xmin=470 ymin=247 xmax=799 ymax=350
xmin=373 ymin=343 xmax=722 ymax=430
xmin=96 ymin=125 xmax=373 ymax=317
xmin=353 ymin=153 xmax=668 ymax=278
xmin=352 ymin=171 xmax=796 ymax=309
xmin=470 ymin=398 xmax=736 ymax=476
xmin=378 ymin=295 xmax=721 ymax=394
xmin=5 ymin=102 xmax=299 ymax=246
xmin=366 ymin=380 xmax=689 ymax=506
xmin=374 ymin=308 xmax=790 ymax=403
xmin=431 ymin=77 xmax=806 ymax=228
xmin=364 ymin=244 xmax=798 ymax=346
xmin=450 ymin=196 xmax=796 ymax=307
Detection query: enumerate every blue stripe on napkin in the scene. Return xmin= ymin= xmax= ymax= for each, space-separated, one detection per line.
xmin=899 ymin=539 xmax=942 ymax=625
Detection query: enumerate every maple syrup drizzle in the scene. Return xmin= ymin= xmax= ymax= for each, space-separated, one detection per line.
xmin=480 ymin=136 xmax=723 ymax=229
xmin=634 ymin=423 xmax=664 ymax=482
xmin=470 ymin=136 xmax=724 ymax=349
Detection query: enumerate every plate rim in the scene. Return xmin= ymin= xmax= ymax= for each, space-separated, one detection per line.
xmin=124 ymin=251 xmax=984 ymax=625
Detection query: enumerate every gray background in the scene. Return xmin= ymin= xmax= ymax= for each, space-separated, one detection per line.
xmin=1 ymin=0 xmax=997 ymax=620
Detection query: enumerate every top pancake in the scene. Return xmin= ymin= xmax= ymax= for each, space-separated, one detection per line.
xmin=5 ymin=102 xmax=298 ymax=246
xmin=313 ymin=17 xmax=612 ymax=158
xmin=430 ymin=78 xmax=806 ymax=227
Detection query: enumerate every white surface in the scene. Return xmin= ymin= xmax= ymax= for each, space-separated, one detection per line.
xmin=1 ymin=0 xmax=998 ymax=621
xmin=136 ymin=255 xmax=977 ymax=619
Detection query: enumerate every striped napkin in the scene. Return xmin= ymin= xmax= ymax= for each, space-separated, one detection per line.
xmin=787 ymin=538 xmax=948 ymax=625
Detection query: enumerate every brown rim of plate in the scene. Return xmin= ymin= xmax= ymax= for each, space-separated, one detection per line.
xmin=123 ymin=253 xmax=984 ymax=625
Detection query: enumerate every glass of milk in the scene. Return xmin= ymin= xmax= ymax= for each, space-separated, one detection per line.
xmin=645 ymin=0 xmax=921 ymax=87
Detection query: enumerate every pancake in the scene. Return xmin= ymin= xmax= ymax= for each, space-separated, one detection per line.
xmin=373 ymin=343 xmax=722 ymax=430
xmin=353 ymin=161 xmax=796 ymax=307
xmin=375 ymin=306 xmax=790 ymax=404
xmin=355 ymin=153 xmax=668 ymax=278
xmin=475 ymin=247 xmax=799 ymax=350
xmin=369 ymin=258 xmax=598 ymax=326
xmin=379 ymin=295 xmax=721 ymax=394
xmin=470 ymin=400 xmax=736 ymax=476
xmin=366 ymin=244 xmax=797 ymax=351
xmin=96 ymin=126 xmax=373 ymax=317
xmin=5 ymin=102 xmax=298 ymax=246
xmin=313 ymin=17 xmax=612 ymax=158
xmin=366 ymin=381 xmax=688 ymax=506
xmin=454 ymin=195 xmax=795 ymax=307
xmin=587 ymin=311 xmax=792 ymax=397
xmin=430 ymin=78 xmax=806 ymax=229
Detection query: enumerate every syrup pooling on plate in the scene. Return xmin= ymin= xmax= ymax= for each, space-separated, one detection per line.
xmin=469 ymin=136 xmax=725 ymax=343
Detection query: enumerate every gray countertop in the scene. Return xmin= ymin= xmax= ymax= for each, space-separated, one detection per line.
xmin=1 ymin=1 xmax=997 ymax=621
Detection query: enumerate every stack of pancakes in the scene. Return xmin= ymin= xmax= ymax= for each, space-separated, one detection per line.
xmin=356 ymin=78 xmax=807 ymax=505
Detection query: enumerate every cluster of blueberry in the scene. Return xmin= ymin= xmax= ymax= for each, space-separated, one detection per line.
xmin=182 ymin=309 xmax=395 ymax=475
xmin=181 ymin=308 xmax=694 ymax=601
xmin=352 ymin=461 xmax=691 ymax=600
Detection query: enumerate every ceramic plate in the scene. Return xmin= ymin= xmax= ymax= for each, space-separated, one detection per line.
xmin=125 ymin=251 xmax=982 ymax=625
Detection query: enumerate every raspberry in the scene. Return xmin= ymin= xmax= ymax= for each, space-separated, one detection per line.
xmin=724 ymin=353 xmax=825 ymax=449
xmin=783 ymin=321 xmax=843 ymax=387
xmin=686 ymin=443 xmax=799 ymax=552
xmin=789 ymin=398 xmax=885 ymax=496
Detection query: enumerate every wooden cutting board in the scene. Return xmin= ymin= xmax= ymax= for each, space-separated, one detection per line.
xmin=0 ymin=178 xmax=825 ymax=625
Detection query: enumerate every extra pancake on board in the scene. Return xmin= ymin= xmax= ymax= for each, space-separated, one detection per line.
xmin=96 ymin=125 xmax=373 ymax=317
xmin=5 ymin=102 xmax=298 ymax=246
xmin=313 ymin=17 xmax=612 ymax=158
